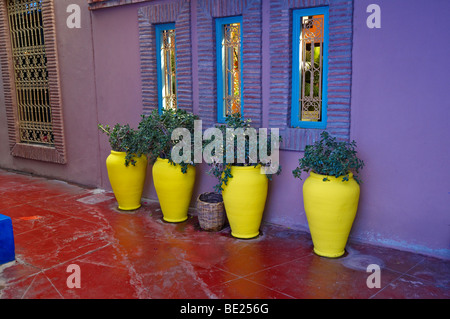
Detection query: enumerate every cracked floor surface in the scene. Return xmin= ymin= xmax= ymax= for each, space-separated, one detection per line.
xmin=0 ymin=168 xmax=449 ymax=299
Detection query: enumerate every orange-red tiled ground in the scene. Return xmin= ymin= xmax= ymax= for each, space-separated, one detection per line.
xmin=0 ymin=169 xmax=449 ymax=299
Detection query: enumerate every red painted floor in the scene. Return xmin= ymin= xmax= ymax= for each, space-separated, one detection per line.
xmin=0 ymin=168 xmax=449 ymax=300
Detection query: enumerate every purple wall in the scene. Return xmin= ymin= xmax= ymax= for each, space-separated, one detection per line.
xmin=0 ymin=0 xmax=448 ymax=259
xmin=89 ymin=0 xmax=450 ymax=259
xmin=349 ymin=0 xmax=450 ymax=258
xmin=91 ymin=3 xmax=148 ymax=192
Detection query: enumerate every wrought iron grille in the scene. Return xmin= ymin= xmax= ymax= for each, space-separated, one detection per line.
xmin=6 ymin=0 xmax=53 ymax=146
xmin=161 ymin=28 xmax=177 ymax=110
xmin=222 ymin=22 xmax=241 ymax=116
xmin=300 ymin=15 xmax=324 ymax=122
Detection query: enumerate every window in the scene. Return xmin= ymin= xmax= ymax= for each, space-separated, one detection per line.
xmin=155 ymin=23 xmax=177 ymax=113
xmin=7 ymin=0 xmax=53 ymax=145
xmin=0 ymin=0 xmax=66 ymax=163
xmin=291 ymin=7 xmax=329 ymax=129
xmin=138 ymin=1 xmax=192 ymax=114
xmin=216 ymin=16 xmax=243 ymax=123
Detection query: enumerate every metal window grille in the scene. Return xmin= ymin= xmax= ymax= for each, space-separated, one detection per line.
xmin=161 ymin=28 xmax=177 ymax=110
xmin=7 ymin=0 xmax=53 ymax=146
xmin=222 ymin=22 xmax=241 ymax=116
xmin=300 ymin=15 xmax=324 ymax=122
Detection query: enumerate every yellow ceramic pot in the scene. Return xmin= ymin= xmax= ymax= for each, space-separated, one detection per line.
xmin=222 ymin=165 xmax=268 ymax=239
xmin=152 ymin=157 xmax=196 ymax=223
xmin=106 ymin=151 xmax=148 ymax=210
xmin=303 ymin=172 xmax=360 ymax=258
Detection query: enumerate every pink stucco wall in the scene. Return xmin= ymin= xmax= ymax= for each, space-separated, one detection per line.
xmin=0 ymin=0 xmax=448 ymax=259
xmin=90 ymin=3 xmax=147 ymax=191
xmin=0 ymin=0 xmax=100 ymax=187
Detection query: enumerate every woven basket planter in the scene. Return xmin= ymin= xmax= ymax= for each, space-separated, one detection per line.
xmin=196 ymin=192 xmax=226 ymax=231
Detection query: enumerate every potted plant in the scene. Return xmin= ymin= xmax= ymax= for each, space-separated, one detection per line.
xmin=292 ymin=131 xmax=365 ymax=258
xmin=138 ymin=108 xmax=198 ymax=223
xmin=98 ymin=123 xmax=147 ymax=210
xmin=204 ymin=113 xmax=281 ymax=239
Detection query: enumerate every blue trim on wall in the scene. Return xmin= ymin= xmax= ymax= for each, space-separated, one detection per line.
xmin=215 ymin=16 xmax=243 ymax=123
xmin=155 ymin=22 xmax=176 ymax=114
xmin=291 ymin=7 xmax=329 ymax=129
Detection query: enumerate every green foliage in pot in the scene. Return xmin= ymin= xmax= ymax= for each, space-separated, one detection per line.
xmin=138 ymin=108 xmax=199 ymax=173
xmin=204 ymin=113 xmax=282 ymax=193
xmin=292 ymin=131 xmax=365 ymax=183
xmin=98 ymin=123 xmax=143 ymax=166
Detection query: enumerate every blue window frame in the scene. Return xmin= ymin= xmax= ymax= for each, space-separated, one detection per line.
xmin=155 ymin=23 xmax=177 ymax=114
xmin=291 ymin=7 xmax=329 ymax=129
xmin=216 ymin=16 xmax=243 ymax=123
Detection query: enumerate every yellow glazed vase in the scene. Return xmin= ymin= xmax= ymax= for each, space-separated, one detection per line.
xmin=222 ymin=165 xmax=268 ymax=239
xmin=106 ymin=151 xmax=148 ymax=210
xmin=152 ymin=157 xmax=196 ymax=223
xmin=303 ymin=172 xmax=360 ymax=258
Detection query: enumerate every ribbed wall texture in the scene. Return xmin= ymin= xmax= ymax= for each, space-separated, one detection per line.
xmin=138 ymin=0 xmax=193 ymax=114
xmin=269 ymin=0 xmax=353 ymax=150
xmin=196 ymin=0 xmax=263 ymax=128
xmin=135 ymin=0 xmax=352 ymax=149
xmin=88 ymin=0 xmax=149 ymax=10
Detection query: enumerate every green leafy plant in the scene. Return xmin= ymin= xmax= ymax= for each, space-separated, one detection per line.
xmin=98 ymin=123 xmax=143 ymax=166
xmin=138 ymin=108 xmax=199 ymax=173
xmin=292 ymin=131 xmax=364 ymax=183
xmin=304 ymin=46 xmax=321 ymax=98
xmin=205 ymin=113 xmax=282 ymax=193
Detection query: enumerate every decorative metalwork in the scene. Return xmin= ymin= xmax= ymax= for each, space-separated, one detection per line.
xmin=300 ymin=15 xmax=324 ymax=122
xmin=7 ymin=0 xmax=54 ymax=145
xmin=161 ymin=28 xmax=177 ymax=110
xmin=222 ymin=22 xmax=241 ymax=116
